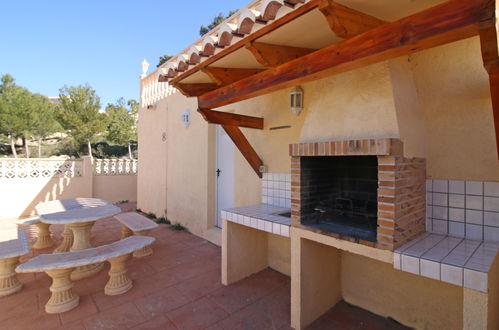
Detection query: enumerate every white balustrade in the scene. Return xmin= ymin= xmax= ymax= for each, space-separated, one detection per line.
xmin=0 ymin=159 xmax=83 ymax=179
xmin=94 ymin=159 xmax=138 ymax=176
xmin=140 ymin=76 xmax=175 ymax=108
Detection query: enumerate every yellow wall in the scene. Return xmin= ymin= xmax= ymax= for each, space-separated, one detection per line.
xmin=389 ymin=56 xmax=427 ymax=157
xmin=137 ymin=98 xmax=168 ymax=217
xmin=410 ymin=37 xmax=499 ymax=181
xmin=164 ymin=92 xmax=219 ymax=244
xmin=138 ymin=90 xmax=220 ymax=244
xmin=93 ymin=175 xmax=137 ymax=204
xmin=341 ymin=252 xmax=463 ymax=330
xmin=268 ymin=234 xmax=291 ymax=276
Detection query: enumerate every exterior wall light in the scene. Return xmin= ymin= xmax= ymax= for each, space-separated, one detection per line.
xmin=141 ymin=59 xmax=150 ymax=79
xmin=290 ymin=86 xmax=304 ymax=116
xmin=181 ymin=109 xmax=191 ymax=128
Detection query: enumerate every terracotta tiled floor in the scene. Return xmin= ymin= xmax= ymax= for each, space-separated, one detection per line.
xmin=2 ymin=204 xmax=409 ymax=330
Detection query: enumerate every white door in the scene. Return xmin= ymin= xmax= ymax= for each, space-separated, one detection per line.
xmin=216 ymin=125 xmax=234 ymax=228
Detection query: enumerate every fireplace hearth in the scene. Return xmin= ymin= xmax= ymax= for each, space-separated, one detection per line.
xmin=290 ymin=138 xmax=426 ymax=250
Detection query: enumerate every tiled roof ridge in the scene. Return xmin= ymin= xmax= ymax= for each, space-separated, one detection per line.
xmin=148 ymin=0 xmax=308 ymax=80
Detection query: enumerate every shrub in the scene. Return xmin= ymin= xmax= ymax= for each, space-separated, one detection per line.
xmin=170 ymin=223 xmax=186 ymax=231
xmin=156 ymin=217 xmax=170 ymax=225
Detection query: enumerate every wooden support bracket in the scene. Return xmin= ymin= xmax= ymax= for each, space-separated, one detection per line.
xmin=222 ymin=125 xmax=263 ymax=178
xmin=318 ymin=0 xmax=385 ymax=39
xmin=197 ymin=108 xmax=264 ymax=177
xmin=246 ymin=42 xmax=316 ymax=67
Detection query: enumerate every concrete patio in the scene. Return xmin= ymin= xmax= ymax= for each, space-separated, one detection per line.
xmin=0 ymin=204 xmax=408 ymax=330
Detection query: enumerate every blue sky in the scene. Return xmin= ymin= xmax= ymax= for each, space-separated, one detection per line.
xmin=0 ymin=0 xmax=249 ymax=107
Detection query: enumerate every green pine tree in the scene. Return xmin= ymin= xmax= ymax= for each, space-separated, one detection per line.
xmin=0 ymin=74 xmax=26 ymax=158
xmin=30 ymin=94 xmax=60 ymax=157
xmin=105 ymin=98 xmax=138 ymax=159
xmin=57 ymin=85 xmax=107 ymax=158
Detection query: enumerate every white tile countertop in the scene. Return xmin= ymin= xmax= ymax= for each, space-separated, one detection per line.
xmin=222 ymin=204 xmax=291 ymax=237
xmin=394 ymin=233 xmax=499 ymax=293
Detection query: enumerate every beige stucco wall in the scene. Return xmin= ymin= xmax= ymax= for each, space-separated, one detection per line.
xmin=0 ymin=175 xmax=92 ymax=219
xmin=290 ymin=227 xmax=464 ymax=329
xmin=341 ymin=252 xmax=463 ymax=330
xmin=93 ymin=175 xmax=137 ymax=204
xmin=137 ymin=90 xmax=219 ymax=244
xmin=268 ymin=234 xmax=291 ymax=276
xmin=137 ymin=98 xmax=168 ymax=217
xmin=164 ymin=92 xmax=219 ymax=244
xmin=410 ymin=37 xmax=499 ymax=181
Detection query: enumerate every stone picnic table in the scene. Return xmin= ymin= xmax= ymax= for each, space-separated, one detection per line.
xmin=36 ymin=198 xmax=121 ymax=280
xmin=33 ymin=198 xmax=110 ymax=252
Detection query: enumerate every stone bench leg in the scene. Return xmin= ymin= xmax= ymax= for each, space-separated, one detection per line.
xmin=121 ymin=225 xmax=133 ymax=239
xmin=70 ymin=222 xmax=104 ymax=281
xmin=54 ymin=226 xmax=74 ymax=253
xmin=33 ymin=222 xmax=55 ymax=249
xmin=105 ymin=254 xmax=132 ymax=296
xmin=0 ymin=257 xmax=22 ymax=297
xmin=45 ymin=268 xmax=79 ymax=314
xmin=133 ymin=230 xmax=153 ymax=258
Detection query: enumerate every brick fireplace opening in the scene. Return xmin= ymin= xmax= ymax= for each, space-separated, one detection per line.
xmin=290 ymin=138 xmax=426 ymax=251
xmin=300 ymin=156 xmax=378 ymax=242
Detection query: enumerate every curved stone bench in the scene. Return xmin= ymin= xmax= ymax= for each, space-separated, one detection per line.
xmin=0 ymin=229 xmax=29 ymax=297
xmin=114 ymin=212 xmax=158 ymax=258
xmin=16 ymin=235 xmax=155 ymax=314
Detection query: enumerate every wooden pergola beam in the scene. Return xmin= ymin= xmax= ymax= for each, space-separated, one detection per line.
xmin=318 ymin=0 xmax=385 ymax=39
xmin=173 ymin=83 xmax=218 ymax=97
xmin=478 ymin=18 xmax=499 ymax=159
xmin=222 ymin=125 xmax=263 ymax=178
xmin=198 ymin=0 xmax=494 ymax=110
xmin=198 ymin=108 xmax=264 ymax=129
xmin=201 ymin=67 xmax=266 ymax=86
xmin=245 ymin=42 xmax=316 ymax=67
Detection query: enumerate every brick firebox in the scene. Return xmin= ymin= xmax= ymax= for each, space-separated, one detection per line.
xmin=289 ymin=138 xmax=426 ymax=251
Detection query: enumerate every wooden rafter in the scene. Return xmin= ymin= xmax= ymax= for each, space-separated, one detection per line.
xmin=198 ymin=108 xmax=264 ymax=129
xmin=169 ymin=0 xmax=321 ymax=85
xmin=202 ymin=67 xmax=266 ymax=86
xmin=222 ymin=125 xmax=263 ymax=177
xmin=245 ymin=42 xmax=316 ymax=67
xmin=478 ymin=18 xmax=499 ymax=159
xmin=198 ymin=0 xmax=494 ymax=109
xmin=318 ymin=0 xmax=385 ymax=39
xmin=173 ymin=83 xmax=218 ymax=97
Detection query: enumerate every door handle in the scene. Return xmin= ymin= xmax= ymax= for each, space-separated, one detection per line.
xmin=216 ymin=169 xmax=221 ymax=177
